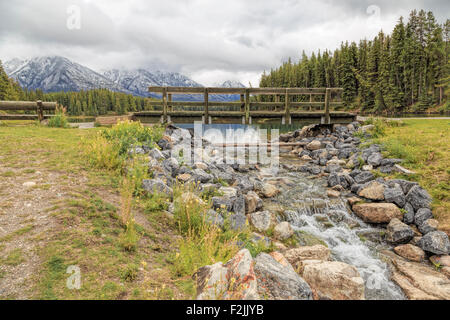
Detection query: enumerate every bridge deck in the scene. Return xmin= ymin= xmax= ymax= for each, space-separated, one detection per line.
xmin=133 ymin=86 xmax=355 ymax=124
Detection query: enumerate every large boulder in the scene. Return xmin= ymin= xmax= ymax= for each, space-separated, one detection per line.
xmin=394 ymin=244 xmax=425 ymax=262
xmin=414 ymin=208 xmax=433 ymax=227
xmin=284 ymin=245 xmax=330 ymax=269
xmin=387 ymin=252 xmax=450 ymax=300
xmin=384 ymin=186 xmax=406 ymax=208
xmin=249 ymin=211 xmax=272 ymax=232
xmin=386 ymin=218 xmax=415 ymax=244
xmin=367 ymin=152 xmax=383 ymax=167
xmin=418 ymin=231 xmax=450 ymax=255
xmin=418 ymin=219 xmax=439 ymax=235
xmin=352 ymin=203 xmax=402 ymax=224
xmin=254 ymin=253 xmax=313 ymax=300
xmin=274 ymin=222 xmax=294 ymax=240
xmin=357 ymin=181 xmax=385 ymax=200
xmin=301 ymin=261 xmax=365 ymax=300
xmin=194 ymin=249 xmax=258 ymax=300
xmin=406 ymin=186 xmax=432 ymax=211
xmin=245 ymin=191 xmax=263 ymax=214
xmin=261 ymin=183 xmax=280 ymax=198
xmin=402 ymin=202 xmax=415 ymax=224
xmin=142 ymin=179 xmax=173 ymax=197
xmin=306 ymin=140 xmax=322 ymax=151
xmin=353 ymin=171 xmax=375 ymax=184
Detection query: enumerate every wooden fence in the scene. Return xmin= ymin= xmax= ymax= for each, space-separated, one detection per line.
xmin=0 ymin=101 xmax=57 ymax=121
xmin=134 ymin=87 xmax=352 ymax=124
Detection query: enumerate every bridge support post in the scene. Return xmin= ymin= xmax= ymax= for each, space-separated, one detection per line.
xmin=162 ymin=87 xmax=168 ymax=123
xmin=204 ymin=88 xmax=209 ymax=124
xmin=245 ymin=89 xmax=250 ymax=124
xmin=324 ymin=88 xmax=331 ymax=125
xmin=284 ymin=89 xmax=291 ymax=126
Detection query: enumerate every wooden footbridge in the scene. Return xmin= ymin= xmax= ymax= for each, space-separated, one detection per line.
xmin=132 ymin=86 xmax=356 ymax=125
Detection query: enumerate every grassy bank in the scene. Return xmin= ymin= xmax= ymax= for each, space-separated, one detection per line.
xmin=371 ymin=119 xmax=450 ymax=234
xmin=0 ymin=122 xmax=188 ymax=299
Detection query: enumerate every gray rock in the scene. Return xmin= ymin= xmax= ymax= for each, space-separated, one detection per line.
xmin=414 ymin=208 xmax=433 ymax=227
xmin=254 ymin=253 xmax=313 ymax=300
xmin=384 ymin=187 xmax=406 ymax=208
xmin=349 ymin=169 xmax=362 ymax=178
xmin=380 ymin=158 xmax=402 ymax=166
xmin=418 ymin=231 xmax=450 ymax=255
xmin=325 ymin=164 xmax=343 ymax=173
xmin=406 ymin=186 xmax=432 ymax=211
xmin=162 ymin=157 xmax=179 ymax=177
xmin=212 ymin=197 xmax=234 ymax=211
xmin=157 ymin=139 xmax=170 ymax=151
xmin=328 ymin=173 xmax=340 ymax=188
xmin=387 ymin=179 xmax=418 ymax=195
xmin=149 ymin=148 xmax=165 ymax=161
xmin=229 ymin=213 xmax=247 ymax=231
xmin=403 ymin=202 xmax=415 ymax=224
xmin=274 ymin=222 xmax=294 ymax=240
xmin=367 ymin=152 xmax=383 ymax=167
xmin=233 ymin=195 xmax=246 ymax=216
xmin=205 ymin=209 xmax=224 ymax=228
xmin=354 ymin=171 xmax=374 ymax=184
xmin=191 ymin=168 xmax=213 ymax=183
xmin=386 ymin=218 xmax=415 ymax=244
xmin=378 ymin=166 xmax=394 ymax=174
xmin=142 ymin=179 xmax=173 ymax=197
xmin=339 ymin=174 xmax=354 ymax=189
xmin=418 ymin=219 xmax=439 ymax=235
xmin=249 ymin=211 xmax=272 ymax=232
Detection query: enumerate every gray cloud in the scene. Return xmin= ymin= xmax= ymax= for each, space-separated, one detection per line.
xmin=0 ymin=0 xmax=448 ymax=86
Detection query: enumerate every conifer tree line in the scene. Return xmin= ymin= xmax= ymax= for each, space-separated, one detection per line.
xmin=260 ymin=10 xmax=449 ymax=114
xmin=0 ymin=62 xmax=153 ymax=116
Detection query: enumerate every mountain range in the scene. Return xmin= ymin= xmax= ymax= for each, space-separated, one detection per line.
xmin=3 ymin=56 xmax=245 ymax=101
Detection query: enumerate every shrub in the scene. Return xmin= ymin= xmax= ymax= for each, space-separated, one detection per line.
xmin=81 ymin=133 xmax=124 ymax=171
xmin=48 ymin=106 xmax=69 ymax=128
xmin=101 ymin=120 xmax=164 ymax=156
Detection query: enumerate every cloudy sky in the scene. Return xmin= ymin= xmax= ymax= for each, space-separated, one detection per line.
xmin=0 ymin=0 xmax=448 ymax=86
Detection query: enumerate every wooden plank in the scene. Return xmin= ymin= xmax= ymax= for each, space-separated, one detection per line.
xmin=249 ymin=102 xmax=284 ymax=108
xmin=207 ymin=87 xmax=246 ymax=94
xmin=0 ymin=114 xmax=39 ymax=120
xmin=148 ymin=86 xmax=165 ymax=93
xmin=169 ymin=101 xmax=206 ymax=107
xmin=249 ymin=88 xmax=287 ymax=95
xmin=166 ymin=87 xmax=205 ymax=94
xmin=209 ymin=111 xmax=245 ymax=117
xmin=290 ymin=102 xmax=324 ymax=107
xmin=0 ymin=101 xmax=57 ymax=111
xmin=208 ymin=102 xmax=243 ymax=108
xmin=287 ymin=88 xmax=326 ymax=94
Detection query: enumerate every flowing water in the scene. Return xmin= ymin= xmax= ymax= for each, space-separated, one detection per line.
xmin=197 ymin=124 xmax=406 ymax=300
xmin=259 ymin=165 xmax=405 ymax=300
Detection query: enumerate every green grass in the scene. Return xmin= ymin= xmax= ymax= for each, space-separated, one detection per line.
xmin=0 ymin=122 xmax=187 ymax=300
xmin=372 ymin=119 xmax=450 ymax=233
xmin=2 ymin=249 xmax=25 ymax=266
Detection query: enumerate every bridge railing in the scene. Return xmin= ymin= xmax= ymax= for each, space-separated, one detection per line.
xmin=0 ymin=100 xmax=58 ymax=122
xmin=141 ymin=86 xmax=344 ymax=124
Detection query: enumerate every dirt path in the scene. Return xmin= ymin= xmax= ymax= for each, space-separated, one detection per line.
xmin=0 ymin=166 xmax=88 ymax=299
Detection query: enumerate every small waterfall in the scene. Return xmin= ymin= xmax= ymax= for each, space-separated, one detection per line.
xmin=272 ymin=172 xmax=405 ymax=300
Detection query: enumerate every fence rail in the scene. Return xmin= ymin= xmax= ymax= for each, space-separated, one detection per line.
xmin=139 ymin=86 xmax=348 ymax=124
xmin=0 ymin=101 xmax=58 ymax=121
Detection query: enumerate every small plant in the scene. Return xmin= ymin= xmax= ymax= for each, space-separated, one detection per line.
xmin=48 ymin=106 xmax=69 ymax=128
xmin=121 ymin=264 xmax=139 ymax=282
